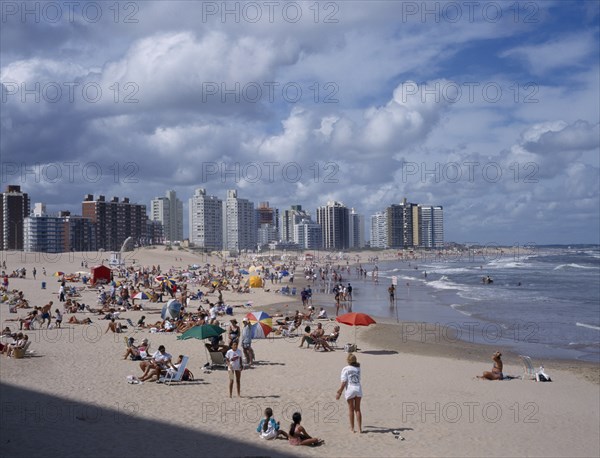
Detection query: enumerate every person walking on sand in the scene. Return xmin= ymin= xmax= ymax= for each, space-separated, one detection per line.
xmin=226 ymin=341 xmax=244 ymax=397
xmin=336 ymin=353 xmax=363 ymax=433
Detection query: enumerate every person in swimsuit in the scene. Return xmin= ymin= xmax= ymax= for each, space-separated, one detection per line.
xmin=227 ymin=319 xmax=240 ymax=346
xmin=288 ymin=412 xmax=324 ymax=446
xmin=478 ymin=351 xmax=504 ymax=380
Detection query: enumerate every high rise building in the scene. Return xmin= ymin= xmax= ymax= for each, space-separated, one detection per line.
xmin=419 ymin=205 xmax=444 ymax=248
xmin=280 ymin=205 xmax=310 ymax=242
xmin=82 ymin=195 xmax=147 ymax=251
xmin=294 ymin=218 xmax=323 ymax=249
xmin=349 ymin=208 xmax=365 ymax=249
xmin=24 ymin=204 xmax=64 ymax=253
xmin=151 ymin=190 xmax=183 ymax=243
xmin=188 ymin=188 xmax=223 ymax=251
xmin=0 ymin=185 xmax=30 ymax=250
xmin=316 ymin=201 xmax=350 ymax=250
xmin=24 ymin=206 xmax=97 ymax=253
xmin=370 ymin=211 xmax=388 ymax=248
xmin=386 ymin=198 xmax=415 ymax=248
xmin=223 ymin=190 xmax=255 ymax=252
xmin=256 ymin=202 xmax=279 ymax=246
xmin=59 ymin=211 xmax=97 ymax=252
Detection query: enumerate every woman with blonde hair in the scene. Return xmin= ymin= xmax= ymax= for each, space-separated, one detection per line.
xmin=335 ymin=353 xmax=363 ymax=433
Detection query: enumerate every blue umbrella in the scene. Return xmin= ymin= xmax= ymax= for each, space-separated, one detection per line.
xmin=161 ymin=299 xmax=182 ymax=319
xmin=239 ymin=269 xmax=249 ymax=275
xmin=281 ymin=270 xmax=289 ymax=276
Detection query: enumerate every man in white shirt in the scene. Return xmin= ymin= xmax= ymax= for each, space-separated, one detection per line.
xmin=140 ymin=345 xmax=175 ymax=382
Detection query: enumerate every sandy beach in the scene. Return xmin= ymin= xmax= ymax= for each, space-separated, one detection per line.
xmin=1 ymin=247 xmax=599 ymax=458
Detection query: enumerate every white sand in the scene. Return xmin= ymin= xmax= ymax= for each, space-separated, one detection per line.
xmin=1 ymin=248 xmax=598 ymax=457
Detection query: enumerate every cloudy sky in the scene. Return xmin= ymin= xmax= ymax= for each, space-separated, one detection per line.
xmin=1 ymin=1 xmax=599 ymax=244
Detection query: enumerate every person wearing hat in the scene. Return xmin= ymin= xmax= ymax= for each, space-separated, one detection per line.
xmin=241 ymin=317 xmax=255 ymax=367
xmin=335 ymin=353 xmax=363 ymax=433
xmin=228 ymin=319 xmax=240 ymax=346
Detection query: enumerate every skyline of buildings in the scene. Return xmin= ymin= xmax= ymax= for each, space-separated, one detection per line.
xmin=6 ymin=184 xmax=443 ymax=253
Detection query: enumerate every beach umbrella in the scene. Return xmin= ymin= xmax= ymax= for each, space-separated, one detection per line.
xmin=249 ymin=276 xmax=263 ymax=288
xmin=161 ymin=299 xmax=182 ymax=320
xmin=178 ymin=324 xmax=226 ymax=364
xmin=281 ymin=270 xmax=289 ymax=276
xmin=249 ymin=266 xmax=257 ymax=272
xmin=239 ymin=269 xmax=249 ymax=275
xmin=245 ymin=311 xmax=273 ymax=338
xmin=178 ymin=324 xmax=225 ymax=341
xmin=133 ymin=291 xmax=149 ymax=300
xmin=336 ymin=312 xmax=377 ymax=346
xmin=190 ymin=264 xmax=200 ymax=270
xmin=53 ymin=271 xmax=64 ymax=277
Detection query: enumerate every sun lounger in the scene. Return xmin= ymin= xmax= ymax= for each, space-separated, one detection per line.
xmin=12 ymin=341 xmax=32 ymax=359
xmin=125 ymin=318 xmax=140 ymax=332
xmin=159 ymin=356 xmax=189 ymax=385
xmin=209 ymin=351 xmax=226 ymax=368
xmin=519 ymin=355 xmax=536 ymax=380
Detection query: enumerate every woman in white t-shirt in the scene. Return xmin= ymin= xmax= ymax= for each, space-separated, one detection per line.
xmin=225 ymin=341 xmax=244 ymax=398
xmin=335 ymin=353 xmax=363 ymax=433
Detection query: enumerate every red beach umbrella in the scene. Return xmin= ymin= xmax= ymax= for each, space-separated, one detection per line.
xmin=336 ymin=312 xmax=376 ymax=345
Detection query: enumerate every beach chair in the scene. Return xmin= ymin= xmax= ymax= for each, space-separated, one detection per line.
xmin=12 ymin=341 xmax=32 ymax=359
xmin=519 ymin=355 xmax=536 ymax=380
xmin=282 ymin=323 xmax=299 ymax=337
xmin=209 ymin=351 xmax=226 ymax=368
xmin=125 ymin=318 xmax=139 ymax=332
xmin=159 ymin=356 xmax=189 ymax=385
xmin=328 ymin=333 xmax=340 ymax=349
xmin=291 ymin=287 xmax=297 ymax=296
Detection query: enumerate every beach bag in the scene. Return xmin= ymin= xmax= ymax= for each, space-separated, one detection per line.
xmin=344 ymin=343 xmax=357 ymax=353
xmin=536 ymin=371 xmax=552 ymax=382
xmin=182 ymin=368 xmax=194 ymax=381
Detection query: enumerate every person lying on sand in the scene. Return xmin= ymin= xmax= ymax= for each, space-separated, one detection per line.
xmin=68 ymin=316 xmax=92 ymax=325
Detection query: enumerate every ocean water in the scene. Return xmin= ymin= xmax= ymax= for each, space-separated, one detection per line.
xmin=317 ymin=246 xmax=600 ymax=362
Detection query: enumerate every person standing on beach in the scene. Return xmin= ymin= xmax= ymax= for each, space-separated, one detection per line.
xmin=58 ymin=281 xmax=66 ymax=302
xmin=388 ymin=284 xmax=395 ymax=306
xmin=32 ymin=267 xmax=36 ymax=280
xmin=241 ymin=317 xmax=254 ymax=367
xmin=226 ymin=341 xmax=244 ymax=397
xmin=336 ymin=353 xmax=363 ymax=433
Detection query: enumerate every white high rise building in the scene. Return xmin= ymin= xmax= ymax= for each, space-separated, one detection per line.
xmin=24 ymin=204 xmax=64 ymax=253
xmin=349 ymin=208 xmax=365 ymax=249
xmin=188 ymin=188 xmax=223 ymax=251
xmin=293 ymin=218 xmax=322 ymax=249
xmin=419 ymin=205 xmax=444 ymax=248
xmin=151 ymin=190 xmax=183 ymax=243
xmin=370 ymin=211 xmax=388 ymax=248
xmin=223 ymin=190 xmax=256 ymax=252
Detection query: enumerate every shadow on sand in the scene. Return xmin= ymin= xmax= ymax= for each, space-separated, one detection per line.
xmin=1 ymin=382 xmax=297 ymax=458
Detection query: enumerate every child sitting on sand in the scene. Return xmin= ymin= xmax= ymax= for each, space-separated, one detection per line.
xmin=256 ymin=408 xmax=288 ymax=440
xmin=288 ymin=412 xmax=324 ymax=446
